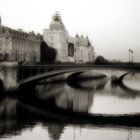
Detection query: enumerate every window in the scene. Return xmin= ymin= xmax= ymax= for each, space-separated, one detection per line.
xmin=5 ymin=54 xmax=9 ymax=61
xmin=0 ymin=54 xmax=4 ymax=61
xmin=68 ymin=43 xmax=74 ymax=56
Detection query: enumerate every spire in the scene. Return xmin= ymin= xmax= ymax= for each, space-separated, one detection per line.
xmin=86 ymin=36 xmax=88 ymax=39
xmin=86 ymin=36 xmax=91 ymax=46
xmin=52 ymin=11 xmax=61 ymax=22
xmin=81 ymin=34 xmax=84 ymax=38
xmin=50 ymin=11 xmax=66 ymax=30
xmin=76 ymin=34 xmax=79 ymax=38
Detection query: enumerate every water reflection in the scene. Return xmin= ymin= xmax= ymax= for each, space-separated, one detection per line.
xmin=67 ymin=71 xmax=107 ymax=91
xmin=0 ymin=96 xmax=139 ymax=140
xmin=67 ymin=76 xmax=107 ymax=91
xmin=0 ymin=71 xmax=140 ymax=140
xmin=47 ymin=125 xmax=64 ymax=140
xmin=35 ymin=81 xmax=94 ymax=113
xmin=0 ymin=95 xmax=139 ymax=139
xmin=36 ymin=81 xmax=66 ymax=101
xmin=19 ymin=71 xmax=140 ymax=115
xmin=0 ymin=96 xmax=35 ymax=138
xmin=0 ymin=96 xmax=66 ymax=140
xmin=55 ymin=85 xmax=93 ymax=113
xmin=56 ymin=77 xmax=107 ymax=113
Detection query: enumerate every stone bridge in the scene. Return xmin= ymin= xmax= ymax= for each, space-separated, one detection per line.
xmin=0 ymin=63 xmax=140 ymax=91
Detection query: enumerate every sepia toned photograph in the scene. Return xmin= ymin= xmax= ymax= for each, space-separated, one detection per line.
xmin=0 ymin=0 xmax=140 ymax=140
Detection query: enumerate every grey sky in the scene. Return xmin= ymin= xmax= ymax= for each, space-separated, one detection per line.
xmin=0 ymin=0 xmax=140 ymax=62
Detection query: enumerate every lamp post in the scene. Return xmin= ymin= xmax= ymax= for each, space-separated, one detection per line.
xmin=129 ymin=49 xmax=130 ymax=63
xmin=128 ymin=48 xmax=134 ymax=63
xmin=131 ymin=50 xmax=133 ymax=63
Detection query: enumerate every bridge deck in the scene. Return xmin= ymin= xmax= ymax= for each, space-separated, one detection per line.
xmin=20 ymin=64 xmax=140 ymax=70
xmin=18 ymin=64 xmax=140 ymax=88
xmin=18 ymin=68 xmax=90 ymax=87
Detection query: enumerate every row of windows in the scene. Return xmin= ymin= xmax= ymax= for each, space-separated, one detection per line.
xmin=12 ymin=44 xmax=39 ymax=52
xmin=0 ymin=53 xmax=39 ymax=62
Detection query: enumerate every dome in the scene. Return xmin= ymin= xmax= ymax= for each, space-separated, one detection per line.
xmin=49 ymin=12 xmax=66 ymax=31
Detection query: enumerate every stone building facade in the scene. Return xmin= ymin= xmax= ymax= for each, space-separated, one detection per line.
xmin=0 ymin=13 xmax=95 ymax=64
xmin=0 ymin=17 xmax=42 ymax=63
xmin=43 ymin=12 xmax=95 ymax=63
xmin=43 ymin=13 xmax=69 ymax=62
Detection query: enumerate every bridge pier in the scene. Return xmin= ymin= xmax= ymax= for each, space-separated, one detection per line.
xmin=0 ymin=62 xmax=18 ymax=91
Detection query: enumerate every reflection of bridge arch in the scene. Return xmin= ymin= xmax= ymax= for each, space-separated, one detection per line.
xmin=66 ymin=71 xmax=107 ymax=91
xmin=0 ymin=95 xmax=139 ymax=139
xmin=119 ymin=73 xmax=140 ymax=96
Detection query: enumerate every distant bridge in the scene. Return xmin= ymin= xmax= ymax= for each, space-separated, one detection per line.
xmin=0 ymin=62 xmax=140 ymax=91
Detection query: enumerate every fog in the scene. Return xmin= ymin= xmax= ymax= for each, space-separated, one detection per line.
xmin=0 ymin=0 xmax=140 ymax=61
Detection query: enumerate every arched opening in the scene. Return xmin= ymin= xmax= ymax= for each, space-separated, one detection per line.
xmin=48 ymin=68 xmax=53 ymax=72
xmin=31 ymin=68 xmax=38 ymax=76
xmin=18 ymin=68 xmax=23 ymax=81
xmin=39 ymin=68 xmax=45 ymax=74
xmin=22 ymin=68 xmax=30 ymax=79
xmin=0 ymin=79 xmax=4 ymax=92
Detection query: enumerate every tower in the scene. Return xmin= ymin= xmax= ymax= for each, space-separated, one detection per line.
xmin=43 ymin=12 xmax=69 ymax=62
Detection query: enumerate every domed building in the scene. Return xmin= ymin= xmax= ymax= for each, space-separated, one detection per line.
xmin=43 ymin=12 xmax=95 ymax=63
xmin=50 ymin=13 xmax=66 ymax=31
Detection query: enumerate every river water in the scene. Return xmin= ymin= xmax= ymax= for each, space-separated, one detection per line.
xmin=0 ymin=70 xmax=140 ymax=140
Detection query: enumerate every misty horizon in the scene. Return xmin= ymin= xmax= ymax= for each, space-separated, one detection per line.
xmin=0 ymin=0 xmax=140 ymax=62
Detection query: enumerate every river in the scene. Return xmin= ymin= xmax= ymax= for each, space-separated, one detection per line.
xmin=0 ymin=70 xmax=140 ymax=140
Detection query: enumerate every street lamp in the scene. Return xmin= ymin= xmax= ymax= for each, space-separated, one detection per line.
xmin=128 ymin=48 xmax=134 ymax=63
xmin=131 ymin=50 xmax=134 ymax=63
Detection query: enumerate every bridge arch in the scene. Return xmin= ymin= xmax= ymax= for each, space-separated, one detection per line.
xmin=31 ymin=68 xmax=38 ymax=76
xmin=39 ymin=68 xmax=45 ymax=74
xmin=118 ymin=72 xmax=140 ymax=96
xmin=18 ymin=67 xmax=130 ymax=89
xmin=0 ymin=79 xmax=4 ymax=92
xmin=22 ymin=68 xmax=30 ymax=79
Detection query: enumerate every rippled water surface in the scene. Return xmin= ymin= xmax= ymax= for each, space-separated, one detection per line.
xmin=0 ymin=70 xmax=140 ymax=140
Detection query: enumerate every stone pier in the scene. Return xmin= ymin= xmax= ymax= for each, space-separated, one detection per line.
xmin=0 ymin=62 xmax=18 ymax=91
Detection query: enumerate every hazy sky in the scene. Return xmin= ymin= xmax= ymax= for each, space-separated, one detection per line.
xmin=0 ymin=0 xmax=140 ymax=62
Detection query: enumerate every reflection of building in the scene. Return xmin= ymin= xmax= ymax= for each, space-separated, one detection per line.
xmin=0 ymin=98 xmax=17 ymax=118
xmin=55 ymin=86 xmax=94 ymax=113
xmin=0 ymin=17 xmax=42 ymax=62
xmin=36 ymin=79 xmax=65 ymax=100
xmin=43 ymin=12 xmax=95 ymax=63
xmin=36 ymin=78 xmax=94 ymax=113
xmin=48 ymin=125 xmax=64 ymax=140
